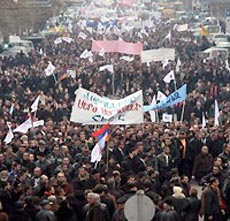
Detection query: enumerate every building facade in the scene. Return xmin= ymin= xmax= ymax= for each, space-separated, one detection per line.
xmin=200 ymin=0 xmax=230 ymax=18
xmin=0 ymin=0 xmax=64 ymax=38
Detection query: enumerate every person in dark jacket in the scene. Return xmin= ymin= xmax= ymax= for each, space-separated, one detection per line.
xmin=182 ymin=187 xmax=201 ymax=221
xmin=93 ymin=184 xmax=115 ymax=219
xmin=56 ymin=195 xmax=78 ymax=221
xmin=218 ymin=143 xmax=230 ymax=170
xmin=192 ymin=146 xmax=213 ymax=181
xmin=155 ymin=199 xmax=181 ymax=221
xmin=112 ymin=197 xmax=127 ymax=221
xmin=8 ymin=201 xmax=32 ymax=221
xmin=157 ymin=146 xmax=176 ymax=183
xmin=84 ymin=192 xmax=110 ymax=221
xmin=200 ymin=165 xmax=224 ymax=188
xmin=201 ymin=177 xmax=222 ymax=221
xmin=35 ymin=199 xmax=56 ymax=221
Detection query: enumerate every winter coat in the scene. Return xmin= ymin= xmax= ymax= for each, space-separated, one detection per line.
xmin=84 ymin=203 xmax=110 ymax=221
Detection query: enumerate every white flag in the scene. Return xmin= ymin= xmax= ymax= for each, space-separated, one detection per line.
xmin=31 ymin=95 xmax=40 ymax=113
xmin=45 ymin=62 xmax=56 ymax=76
xmin=4 ymin=122 xmax=14 ymax=144
xmin=78 ymin=32 xmax=87 ymax=39
xmin=162 ymin=59 xmax=169 ymax=69
xmin=9 ymin=104 xmax=14 ymax=116
xmin=163 ymin=70 xmax=175 ymax=83
xmin=13 ymin=117 xmax=44 ymax=134
xmin=62 ymin=37 xmax=74 ymax=43
xmin=214 ymin=100 xmax=220 ymax=126
xmin=99 ymin=65 xmax=114 ymax=73
xmin=13 ymin=117 xmax=33 ymax=134
xmin=162 ymin=113 xmax=173 ymax=122
xmin=68 ymin=23 xmax=73 ymax=33
xmin=202 ymin=112 xmax=206 ymax=129
xmin=176 ymin=57 xmax=181 ymax=72
xmin=33 ymin=120 xmax=45 ymax=127
xmin=140 ymin=29 xmax=149 ymax=37
xmin=120 ymin=56 xmax=134 ymax=62
xmin=157 ymin=91 xmax=167 ymax=101
xmin=86 ymin=27 xmax=93 ymax=34
xmin=39 ymin=48 xmax=43 ymax=55
xmin=138 ymin=32 xmax=143 ymax=39
xmin=100 ymin=16 xmax=108 ymax=23
xmin=225 ymin=59 xmax=230 ymax=72
xmin=67 ymin=70 xmax=76 ymax=78
xmin=54 ymin=37 xmax=63 ymax=45
xmin=80 ymin=49 xmax=93 ymax=59
xmin=91 ymin=133 xmax=107 ymax=163
xmin=176 ymin=24 xmax=188 ymax=32
xmin=149 ymin=95 xmax=156 ymax=122
xmin=99 ymin=48 xmax=105 ymax=57
xmin=173 ymin=24 xmax=178 ymax=30
xmin=165 ymin=31 xmax=171 ymax=41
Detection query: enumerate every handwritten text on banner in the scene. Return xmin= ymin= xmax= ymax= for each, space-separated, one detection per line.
xmin=70 ymin=88 xmax=144 ymax=124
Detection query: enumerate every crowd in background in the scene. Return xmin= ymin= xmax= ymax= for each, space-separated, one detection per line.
xmin=0 ymin=1 xmax=230 ymax=221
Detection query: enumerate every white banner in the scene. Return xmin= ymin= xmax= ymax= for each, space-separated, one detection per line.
xmin=141 ymin=48 xmax=175 ymax=63
xmin=176 ymin=24 xmax=188 ymax=32
xmin=70 ymin=88 xmax=143 ymax=125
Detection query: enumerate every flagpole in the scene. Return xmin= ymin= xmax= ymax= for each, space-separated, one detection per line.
xmin=174 ymin=80 xmax=177 ymax=91
xmin=53 ymin=73 xmax=57 ymax=83
xmin=173 ymin=79 xmax=177 ymax=122
xmin=156 ymin=109 xmax=159 ymax=123
xmin=106 ymin=141 xmax=109 ymax=173
xmin=112 ymin=72 xmax=115 ymax=96
xmin=180 ymin=101 xmax=186 ymax=123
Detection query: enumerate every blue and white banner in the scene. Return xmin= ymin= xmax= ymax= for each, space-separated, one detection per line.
xmin=70 ymin=88 xmax=143 ymax=125
xmin=144 ymin=84 xmax=187 ymax=112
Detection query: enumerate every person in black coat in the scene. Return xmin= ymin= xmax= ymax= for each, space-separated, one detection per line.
xmin=84 ymin=192 xmax=110 ymax=221
xmin=182 ymin=188 xmax=201 ymax=221
xmin=56 ymin=196 xmax=78 ymax=221
xmin=155 ymin=199 xmax=181 ymax=221
xmin=73 ymin=190 xmax=87 ymax=221
xmin=192 ymin=146 xmax=213 ymax=182
xmin=157 ymin=146 xmax=176 ymax=183
xmin=176 ymin=131 xmax=193 ymax=178
xmin=93 ymin=184 xmax=115 ymax=219
xmin=24 ymin=197 xmax=40 ymax=221
xmin=201 ymin=177 xmax=222 ymax=221
xmin=8 ymin=201 xmax=32 ymax=221
xmin=113 ymin=140 xmax=125 ymax=165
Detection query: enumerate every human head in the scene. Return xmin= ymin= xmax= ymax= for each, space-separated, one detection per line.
xmin=201 ymin=146 xmax=209 ymax=155
xmin=40 ymin=199 xmax=53 ymax=210
xmin=209 ymin=177 xmax=219 ymax=188
xmin=190 ymin=187 xmax=198 ymax=197
xmin=56 ymin=172 xmax=66 ymax=184
xmin=224 ymin=143 xmax=230 ymax=153
xmin=163 ymin=146 xmax=170 ymax=155
xmin=87 ymin=192 xmax=100 ymax=205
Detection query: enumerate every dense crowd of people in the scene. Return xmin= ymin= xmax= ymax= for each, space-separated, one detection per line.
xmin=0 ymin=1 xmax=230 ymax=221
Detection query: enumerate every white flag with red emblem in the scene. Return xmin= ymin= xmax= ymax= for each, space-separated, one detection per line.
xmin=163 ymin=70 xmax=175 ymax=83
xmin=157 ymin=91 xmax=167 ymax=102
